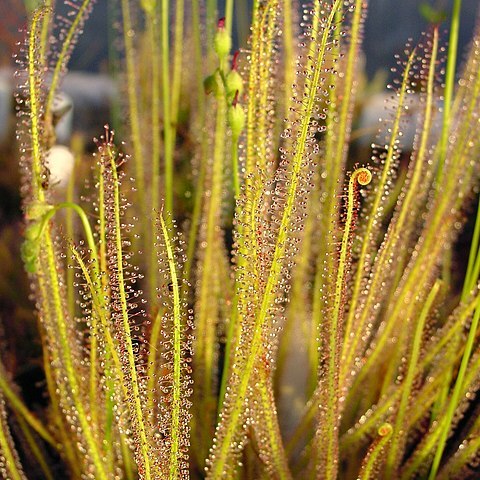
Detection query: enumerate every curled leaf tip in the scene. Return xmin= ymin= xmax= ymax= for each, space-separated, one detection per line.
xmin=377 ymin=423 xmax=393 ymax=437
xmin=354 ymin=167 xmax=372 ymax=186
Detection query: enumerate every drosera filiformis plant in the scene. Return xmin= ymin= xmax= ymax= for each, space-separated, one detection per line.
xmin=1 ymin=0 xmax=480 ymax=478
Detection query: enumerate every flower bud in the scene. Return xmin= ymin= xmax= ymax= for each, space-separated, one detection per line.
xmin=213 ymin=18 xmax=231 ymax=60
xmin=228 ymin=102 xmax=245 ymax=139
xmin=226 ymin=70 xmax=243 ymax=98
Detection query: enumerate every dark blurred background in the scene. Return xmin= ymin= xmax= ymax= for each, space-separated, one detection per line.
xmin=2 ymin=1 xmax=477 ymax=74
xmin=26 ymin=0 xmax=480 ymax=76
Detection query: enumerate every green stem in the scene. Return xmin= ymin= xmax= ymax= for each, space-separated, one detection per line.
xmin=182 ymin=0 xmax=207 ymax=285
xmin=38 ymin=1 xmax=53 ymax=68
xmin=206 ymin=0 xmax=217 ymax=45
xmin=41 ymin=306 xmax=81 ymax=476
xmin=65 ymin=150 xmax=77 ymax=319
xmin=340 ymin=48 xmax=419 ymax=386
xmin=462 ymin=196 xmax=480 ymax=299
xmin=28 ymin=11 xmax=45 ymax=201
xmin=256 ymin=369 xmax=292 ymax=480
xmin=399 ymin=327 xmax=480 ymax=480
xmin=282 ymin=0 xmax=294 ymax=120
xmin=195 ymin=91 xmax=226 ymax=431
xmin=162 ymin=0 xmax=174 ymax=218
xmin=171 ymin=0 xmax=184 ymax=127
xmin=358 ymin=424 xmax=393 ymax=480
xmin=45 ymin=234 xmax=108 ymax=479
xmin=386 ymin=280 xmax=441 ymax=477
xmin=16 ymin=416 xmax=54 ymax=480
xmin=231 ymin=136 xmax=240 ymax=198
xmin=225 ymin=0 xmax=234 ymax=36
xmin=0 ymin=411 xmax=25 ymax=480
xmin=147 ymin=10 xmax=161 ymax=303
xmin=428 ymin=290 xmax=480 ymax=478
xmin=44 ymin=0 xmax=93 ymax=131
xmin=234 ymin=0 xmax=249 ymax=45
xmin=321 ymin=168 xmax=372 ymax=480
xmin=120 ymin=434 xmax=135 ymax=480
xmin=28 ymin=17 xmax=107 ymax=476
xmin=110 ymin=156 xmax=152 ymax=479
xmin=146 ymin=308 xmax=163 ymax=417
xmin=436 ymin=0 xmax=462 ymax=183
xmin=208 ymin=4 xmax=343 ymax=475
xmin=438 ymin=414 xmax=480 ymax=478
xmin=0 ymin=375 xmax=56 ymax=447
xmin=158 ymin=214 xmax=184 ymax=479
xmin=37 ymin=202 xmax=101 ymax=422
xmin=218 ymin=0 xmax=277 ymax=411
xmin=120 ymin=0 xmax=146 ymax=215
xmin=340 ymin=293 xmax=480 ymax=452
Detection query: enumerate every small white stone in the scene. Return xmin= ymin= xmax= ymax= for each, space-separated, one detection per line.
xmin=45 ymin=145 xmax=75 ymax=189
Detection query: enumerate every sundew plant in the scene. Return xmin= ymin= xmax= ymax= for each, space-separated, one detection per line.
xmin=1 ymin=0 xmax=480 ymax=478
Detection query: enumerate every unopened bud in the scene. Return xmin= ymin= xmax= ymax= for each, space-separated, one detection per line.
xmin=226 ymin=70 xmax=243 ymax=98
xmin=213 ymin=18 xmax=232 ymax=60
xmin=228 ymin=101 xmax=245 ymax=139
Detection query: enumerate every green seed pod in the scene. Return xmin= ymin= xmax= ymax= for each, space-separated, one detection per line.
xmin=213 ymin=18 xmax=231 ymax=60
xmin=21 ymin=237 xmax=40 ymax=273
xmin=24 ymin=220 xmax=45 ymax=242
xmin=228 ymin=103 xmax=245 ymax=139
xmin=226 ymin=70 xmax=243 ymax=98
xmin=21 ymin=206 xmax=52 ymax=273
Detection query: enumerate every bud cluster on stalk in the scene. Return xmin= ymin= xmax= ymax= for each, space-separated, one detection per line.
xmin=203 ymin=18 xmax=245 ymax=141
